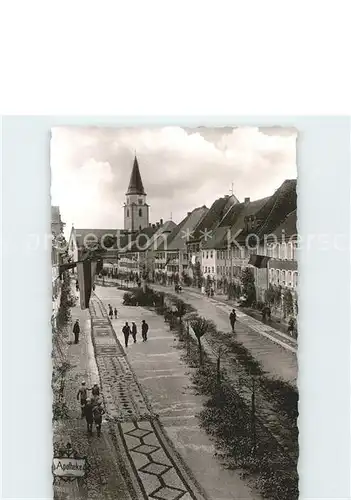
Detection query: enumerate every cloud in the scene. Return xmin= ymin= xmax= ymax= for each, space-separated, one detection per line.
xmin=51 ymin=126 xmax=297 ymax=232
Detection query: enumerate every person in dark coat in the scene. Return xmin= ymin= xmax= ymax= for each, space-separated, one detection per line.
xmin=131 ymin=322 xmax=137 ymax=343
xmin=73 ymin=319 xmax=80 ymax=344
xmin=84 ymin=398 xmax=94 ymax=435
xmin=93 ymin=401 xmax=105 ymax=437
xmin=108 ymin=305 xmax=113 ymax=319
xmin=77 ymin=381 xmax=88 ymax=417
xmin=288 ymin=317 xmax=295 ymax=336
xmin=114 ymin=307 xmax=118 ymax=319
xmin=91 ymin=383 xmax=100 ymax=403
xmin=122 ymin=322 xmax=131 ymax=348
xmin=229 ymin=309 xmax=236 ymax=332
xmin=141 ymin=320 xmax=149 ymax=342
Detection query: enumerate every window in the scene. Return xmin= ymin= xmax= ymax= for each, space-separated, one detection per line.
xmin=216 ymin=251 xmax=219 ymax=259
xmin=203 ymin=252 xmax=205 ymax=258
xmin=196 ymin=244 xmax=200 ymax=252
xmin=206 ymin=252 xmax=209 ymax=259
xmin=217 ymin=266 xmax=219 ymax=274
xmin=138 ymin=199 xmax=143 ymax=205
xmin=280 ymin=243 xmax=287 ymax=259
xmin=210 ymin=251 xmax=213 ymax=259
xmin=127 ymin=209 xmax=130 ymax=217
xmin=138 ymin=208 xmax=142 ymax=217
xmin=292 ymin=241 xmax=297 ymax=260
xmin=293 ymin=271 xmax=298 ymax=287
xmin=276 ymin=269 xmax=280 ymax=283
xmin=212 ymin=266 xmax=214 ymax=273
xmin=287 ymin=271 xmax=292 ymax=286
xmin=139 ymin=225 xmax=142 ymax=230
xmin=204 ymin=266 xmax=207 ymax=273
xmin=281 ymin=270 xmax=286 ymax=285
xmin=273 ymin=244 xmax=279 ymax=259
xmin=269 ymin=268 xmax=274 ymax=283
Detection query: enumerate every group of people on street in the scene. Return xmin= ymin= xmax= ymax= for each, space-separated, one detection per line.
xmin=108 ymin=304 xmax=118 ymax=319
xmin=76 ymin=381 xmax=105 ymax=436
xmin=122 ymin=320 xmax=149 ymax=348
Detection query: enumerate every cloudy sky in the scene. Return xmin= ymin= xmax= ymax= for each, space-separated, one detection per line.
xmin=51 ymin=126 xmax=297 ymax=233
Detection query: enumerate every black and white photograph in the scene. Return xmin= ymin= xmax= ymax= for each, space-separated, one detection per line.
xmin=51 ymin=125 xmax=298 ymax=500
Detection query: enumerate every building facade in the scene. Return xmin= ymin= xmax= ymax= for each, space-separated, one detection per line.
xmin=51 ymin=206 xmax=65 ymax=327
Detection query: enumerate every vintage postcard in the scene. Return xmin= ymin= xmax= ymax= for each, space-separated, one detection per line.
xmin=51 ymin=126 xmax=298 ymax=500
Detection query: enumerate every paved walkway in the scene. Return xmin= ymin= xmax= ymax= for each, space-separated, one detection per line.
xmin=97 ymin=285 xmax=262 ymax=500
xmin=151 ymin=284 xmax=297 ymax=385
xmin=53 ymin=290 xmax=133 ymax=500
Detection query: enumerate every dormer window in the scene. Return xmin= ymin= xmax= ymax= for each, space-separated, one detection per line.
xmin=138 ymin=199 xmax=143 ymax=205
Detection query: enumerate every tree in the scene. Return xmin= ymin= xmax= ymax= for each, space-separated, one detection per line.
xmin=206 ymin=275 xmax=212 ymax=289
xmin=175 ymin=299 xmax=187 ymax=323
xmin=264 ymin=284 xmax=276 ymax=306
xmin=283 ymin=288 xmax=294 ymax=318
xmin=190 ymin=316 xmax=214 ymax=366
xmin=240 ymin=267 xmax=256 ymax=306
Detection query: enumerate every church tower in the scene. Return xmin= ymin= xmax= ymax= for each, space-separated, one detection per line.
xmin=124 ymin=155 xmax=150 ymax=232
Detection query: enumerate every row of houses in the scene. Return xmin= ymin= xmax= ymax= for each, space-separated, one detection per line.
xmin=51 ymin=206 xmax=65 ymax=327
xmin=68 ymin=177 xmax=297 ymax=305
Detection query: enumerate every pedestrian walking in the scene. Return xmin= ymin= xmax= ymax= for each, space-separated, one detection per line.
xmin=77 ymin=381 xmax=88 ymax=417
xmin=287 ymin=317 xmax=295 ymax=336
xmin=210 ymin=287 xmax=214 ymax=297
xmin=229 ymin=309 xmax=237 ymax=333
xmin=122 ymin=322 xmax=131 ymax=348
xmin=108 ymin=305 xmax=113 ymax=320
xmin=206 ymin=288 xmax=210 ymax=298
xmin=84 ymin=398 xmax=94 ymax=435
xmin=141 ymin=320 xmax=149 ymax=342
xmin=91 ymin=383 xmax=100 ymax=403
xmin=93 ymin=401 xmax=105 ymax=437
xmin=73 ymin=319 xmax=80 ymax=344
xmin=131 ymin=322 xmax=137 ymax=343
xmin=114 ymin=307 xmax=118 ymax=319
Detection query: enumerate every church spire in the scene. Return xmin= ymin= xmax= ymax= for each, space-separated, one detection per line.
xmin=126 ymin=155 xmax=146 ymax=195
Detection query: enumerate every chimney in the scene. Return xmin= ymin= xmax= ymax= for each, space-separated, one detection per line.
xmin=149 ymin=223 xmax=152 ymax=227
xmin=156 ymin=222 xmax=160 ymax=228
xmin=160 ymin=218 xmax=163 ymax=225
xmin=244 ymin=197 xmax=250 ymax=204
xmin=187 ymin=211 xmax=191 ymax=216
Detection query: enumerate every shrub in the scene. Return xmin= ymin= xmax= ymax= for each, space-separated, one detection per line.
xmin=123 ymin=292 xmax=137 ymax=306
